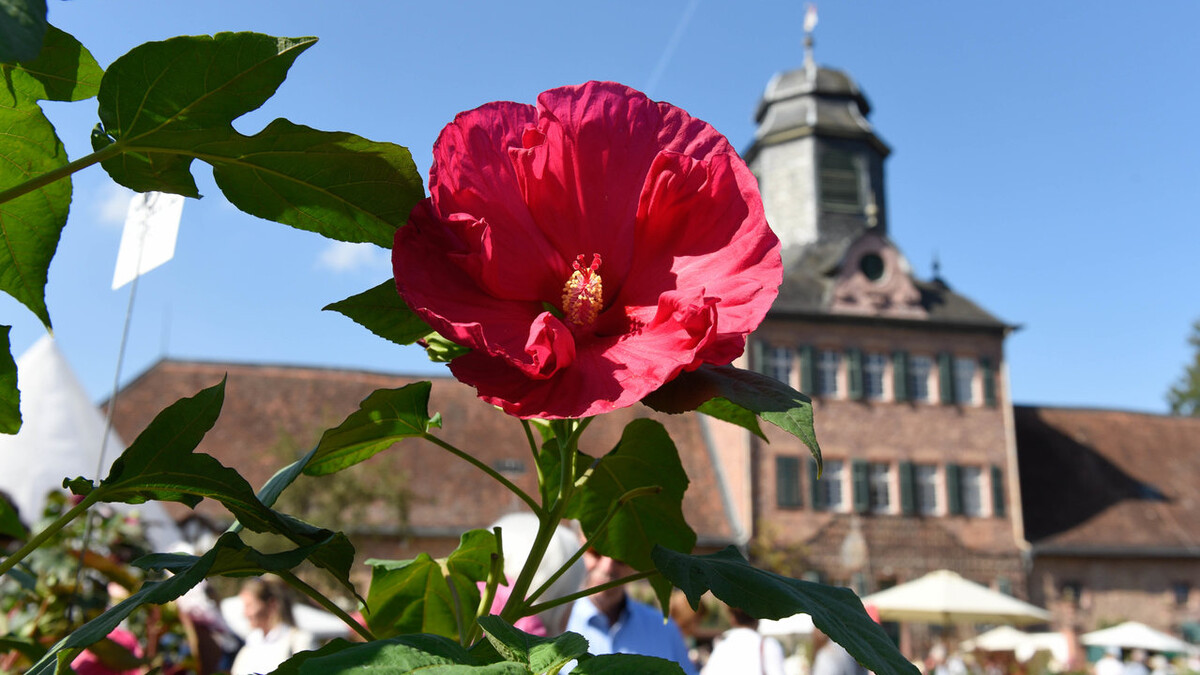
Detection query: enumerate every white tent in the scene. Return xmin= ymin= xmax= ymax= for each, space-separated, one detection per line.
xmin=1082 ymin=621 xmax=1198 ymax=655
xmin=862 ymin=570 xmax=1052 ymax=626
xmin=0 ymin=336 xmax=182 ymax=550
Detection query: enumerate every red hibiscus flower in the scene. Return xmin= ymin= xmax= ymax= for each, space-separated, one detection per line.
xmin=393 ymin=81 xmax=781 ymax=418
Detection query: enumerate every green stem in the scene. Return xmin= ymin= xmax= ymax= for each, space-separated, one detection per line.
xmin=423 ymin=433 xmax=541 ymax=514
xmin=527 ymin=484 xmax=662 ymax=605
xmin=520 ymin=419 xmax=540 ymax=464
xmin=0 ymin=491 xmax=102 ymax=578
xmin=0 ymin=143 xmax=124 ymax=206
xmin=498 ymin=419 xmax=586 ymax=625
xmin=277 ymin=570 xmax=374 ymax=642
xmin=527 ymin=570 xmax=657 ymax=616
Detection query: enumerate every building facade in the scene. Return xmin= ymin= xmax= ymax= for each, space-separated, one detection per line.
xmin=736 ymin=49 xmax=1027 ymax=602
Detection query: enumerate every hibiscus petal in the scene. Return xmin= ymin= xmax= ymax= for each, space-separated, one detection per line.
xmin=621 ymin=151 xmax=780 ymax=364
xmin=426 ymin=101 xmax=565 ymax=299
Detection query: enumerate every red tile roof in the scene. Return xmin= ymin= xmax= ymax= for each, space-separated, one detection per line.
xmin=104 ymin=360 xmax=737 ymax=550
xmin=1015 ymin=405 xmax=1200 ymax=555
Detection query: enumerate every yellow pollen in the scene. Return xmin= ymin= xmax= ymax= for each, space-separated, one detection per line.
xmin=562 ymin=254 xmax=603 ymax=328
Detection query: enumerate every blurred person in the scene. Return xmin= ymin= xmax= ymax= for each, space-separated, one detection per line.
xmin=813 ymin=628 xmax=867 ymax=675
xmin=1149 ymin=654 xmax=1174 ymax=675
xmin=702 ymin=606 xmax=786 ymax=675
xmin=229 ymin=578 xmax=317 ymax=675
xmin=1125 ymin=649 xmax=1150 ymax=675
xmin=1094 ymin=647 xmax=1124 ymax=675
xmin=486 ymin=513 xmax=586 ymax=635
xmin=565 ymin=545 xmax=697 ymax=674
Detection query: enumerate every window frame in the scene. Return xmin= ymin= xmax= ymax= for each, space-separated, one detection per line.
xmin=816 ymin=349 xmax=841 ymax=397
xmin=914 ymin=463 xmax=939 ymax=516
xmin=954 ymin=356 xmax=977 ymax=405
xmin=908 ymin=355 xmax=932 ymax=402
xmin=863 ymin=352 xmax=887 ymax=401
xmin=867 ymin=462 xmax=892 ymax=514
xmin=813 ymin=459 xmax=846 ymax=512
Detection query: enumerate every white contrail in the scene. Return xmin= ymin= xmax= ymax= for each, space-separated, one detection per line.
xmin=644 ymin=0 xmax=701 ymax=96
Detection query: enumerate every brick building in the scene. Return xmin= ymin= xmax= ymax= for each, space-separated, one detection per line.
xmin=734 ymin=46 xmax=1026 ymax=599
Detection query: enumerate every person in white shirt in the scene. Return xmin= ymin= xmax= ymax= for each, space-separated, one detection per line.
xmin=230 ymin=578 xmax=318 ymax=675
xmin=702 ymin=606 xmax=786 ymax=675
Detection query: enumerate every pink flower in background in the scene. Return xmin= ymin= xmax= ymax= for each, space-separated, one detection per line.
xmin=394 ymin=81 xmax=781 ymax=418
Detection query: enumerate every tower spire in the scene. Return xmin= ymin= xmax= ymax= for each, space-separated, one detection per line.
xmin=803 ymin=3 xmax=818 ymax=68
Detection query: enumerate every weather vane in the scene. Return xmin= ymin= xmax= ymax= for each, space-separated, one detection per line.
xmin=804 ymin=3 xmax=818 ymax=67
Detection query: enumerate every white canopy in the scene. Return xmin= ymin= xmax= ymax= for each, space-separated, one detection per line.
xmin=1081 ymin=621 xmax=1198 ymax=655
xmin=759 ymin=612 xmax=814 ymax=637
xmin=862 ymin=569 xmax=1052 ymax=626
xmin=0 ymin=336 xmax=182 ymax=549
xmin=960 ymin=625 xmax=1070 ymax=663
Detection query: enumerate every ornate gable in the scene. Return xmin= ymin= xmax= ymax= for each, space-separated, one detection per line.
xmin=829 ymin=231 xmax=926 ymax=319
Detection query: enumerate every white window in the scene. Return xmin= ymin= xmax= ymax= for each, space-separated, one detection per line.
xmin=817 ymin=350 xmax=840 ymax=397
xmin=814 ymin=459 xmax=845 ymax=511
xmin=914 ymin=464 xmax=939 ymax=515
xmin=908 ymin=355 xmax=932 ymax=402
xmin=863 ymin=352 xmax=886 ymax=400
xmin=961 ymin=466 xmax=984 ymax=517
xmin=867 ymin=462 xmax=891 ymax=513
xmin=954 ymin=357 xmax=976 ymax=405
xmin=766 ymin=346 xmax=793 ymax=385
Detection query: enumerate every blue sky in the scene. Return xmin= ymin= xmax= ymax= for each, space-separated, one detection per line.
xmin=4 ymin=1 xmax=1198 ymax=414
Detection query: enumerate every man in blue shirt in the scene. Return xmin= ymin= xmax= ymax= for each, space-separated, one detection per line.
xmin=565 ymin=548 xmax=698 ymax=675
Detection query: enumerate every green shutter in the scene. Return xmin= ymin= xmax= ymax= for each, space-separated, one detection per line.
xmin=751 ymin=338 xmax=766 ymax=375
xmin=809 ymin=458 xmax=823 ymax=510
xmin=982 ymin=357 xmax=997 ymax=407
xmin=898 ymin=461 xmax=915 ymax=515
xmin=991 ymin=465 xmax=1006 ymax=517
xmin=799 ymin=345 xmax=815 ymax=394
xmin=847 ymin=348 xmax=863 ymax=400
xmin=946 ymin=464 xmax=962 ymax=515
xmin=776 ymin=456 xmax=802 ymax=508
xmin=852 ymin=460 xmax=870 ymax=513
xmin=939 ymin=352 xmax=955 ymax=405
xmin=893 ymin=351 xmax=908 ymax=402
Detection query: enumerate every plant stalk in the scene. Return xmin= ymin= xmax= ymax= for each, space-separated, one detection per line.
xmin=0 ymin=143 xmax=124 ymax=206
xmin=423 ymin=434 xmax=541 ymax=514
xmin=0 ymin=490 xmax=102 ymax=577
xmin=277 ymin=569 xmax=374 ymax=642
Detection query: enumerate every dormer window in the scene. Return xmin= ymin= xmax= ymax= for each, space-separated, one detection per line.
xmin=819 ymin=149 xmax=862 ymax=212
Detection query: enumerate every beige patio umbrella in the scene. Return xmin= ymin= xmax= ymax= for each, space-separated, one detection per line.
xmin=1081 ymin=621 xmax=1198 ymax=655
xmin=861 ymin=570 xmax=1052 ymax=626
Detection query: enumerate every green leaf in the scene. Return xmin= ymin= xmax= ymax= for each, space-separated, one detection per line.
xmin=0 ymin=0 xmax=46 ymax=63
xmin=477 ymin=615 xmax=589 ymax=675
xmin=271 ymin=638 xmax=358 ymax=675
xmin=0 ymin=488 xmax=28 ymax=538
xmin=0 ymin=93 xmax=68 ymax=328
xmin=26 ymin=540 xmax=222 ymax=674
xmin=294 ymin=636 xmax=526 ymax=675
xmin=255 ymin=445 xmax=318 ymax=508
xmin=75 ymin=378 xmax=359 ymax=598
xmin=305 ymin=382 xmax=441 ymax=476
xmin=92 ymin=32 xmax=424 ymax=246
xmin=0 ymin=635 xmax=45 ymax=662
xmin=206 ymin=119 xmax=424 ymax=247
xmin=652 ymin=546 xmax=918 ymax=675
xmin=137 ymin=531 xmax=335 ymax=579
xmin=696 ymin=397 xmax=765 ymax=440
xmin=0 ymin=326 xmax=19 ymax=434
xmin=1 ymin=25 xmax=103 ymax=102
xmin=364 ymin=529 xmax=497 ymax=641
xmin=423 ymin=332 xmax=471 ymax=363
xmin=645 ymin=365 xmax=821 ymax=470
xmin=566 ymin=419 xmax=696 ymax=610
xmin=572 ymin=654 xmax=687 ymax=674
xmin=324 ymin=278 xmax=432 ymax=346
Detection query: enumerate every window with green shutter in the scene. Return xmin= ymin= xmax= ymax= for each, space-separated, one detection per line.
xmin=893 ymin=351 xmax=909 ymax=401
xmin=898 ymin=461 xmax=915 ymax=516
xmin=946 ymin=463 xmax=963 ymax=515
xmin=847 ymin=348 xmax=863 ymax=400
xmin=799 ymin=345 xmax=815 ymax=394
xmin=938 ymin=352 xmax=955 ymax=405
xmin=852 ymin=460 xmax=870 ymax=513
xmin=991 ymin=465 xmax=1006 ymax=517
xmin=981 ymin=357 xmax=997 ymax=407
xmin=776 ymin=456 xmax=803 ymax=508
